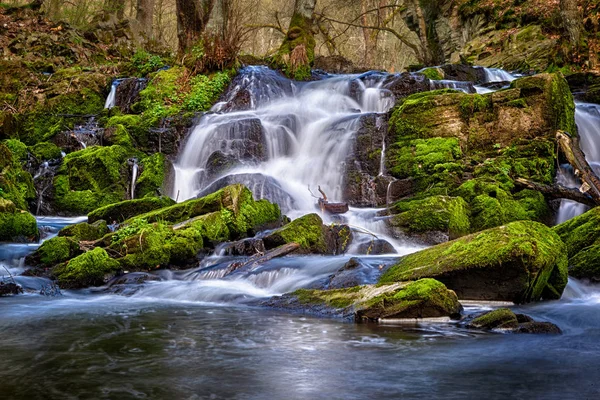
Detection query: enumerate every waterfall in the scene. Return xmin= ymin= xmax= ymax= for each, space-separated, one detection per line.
xmin=378 ymin=139 xmax=386 ymax=176
xmin=557 ymin=103 xmax=600 ymax=223
xmin=130 ymin=159 xmax=139 ymax=200
xmin=172 ymin=67 xmax=393 ymax=214
xmin=483 ymin=67 xmax=516 ymax=83
xmin=104 ymin=79 xmax=122 ymax=109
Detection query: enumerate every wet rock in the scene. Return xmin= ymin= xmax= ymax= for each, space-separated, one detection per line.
xmin=438 ymin=64 xmax=487 ymax=84
xmin=0 ymin=199 xmax=38 ymax=242
xmin=205 ymin=151 xmax=239 ymax=180
xmin=325 ymin=257 xmax=384 ymax=289
xmin=466 ymin=308 xmax=561 ymax=334
xmin=313 ymin=55 xmax=362 ymax=74
xmin=354 ymin=239 xmax=396 ymax=255
xmin=103 ymin=272 xmax=160 ymax=295
xmin=379 ymin=221 xmax=569 ymax=303
xmin=197 ymin=173 xmax=296 ymax=213
xmin=0 ymin=281 xmax=23 ymax=296
xmin=380 ymin=72 xmax=432 ymax=100
xmin=52 ymin=247 xmax=121 ymax=289
xmin=263 ymin=213 xmax=352 ymax=255
xmin=221 ymin=238 xmax=266 ymax=257
xmin=114 ymin=78 xmax=147 ymax=114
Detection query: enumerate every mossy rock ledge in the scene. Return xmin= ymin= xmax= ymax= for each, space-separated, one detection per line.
xmin=379 ymin=221 xmax=568 ymax=303
xmin=264 ymin=279 xmax=462 ymax=321
xmin=0 ymin=199 xmax=38 ymax=242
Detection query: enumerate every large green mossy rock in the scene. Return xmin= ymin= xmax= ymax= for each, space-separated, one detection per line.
xmin=262 ymin=213 xmax=352 ymax=255
xmin=553 ymin=207 xmax=600 ymax=258
xmin=53 ymin=247 xmax=120 ymax=289
xmin=0 ymin=199 xmax=37 ymax=241
xmin=468 ymin=308 xmax=519 ymax=330
xmin=53 ymin=145 xmax=131 ymax=214
xmin=27 ymin=236 xmax=81 ymax=267
xmin=58 ymin=220 xmax=109 ymax=241
xmin=389 ymin=196 xmax=470 ymax=242
xmin=355 ymin=279 xmax=462 ymax=321
xmin=279 ymin=279 xmax=462 ymax=321
xmin=88 ymin=196 xmax=175 ymax=224
xmin=379 ymin=221 xmax=568 ymax=303
xmin=569 ymin=245 xmax=600 ymax=282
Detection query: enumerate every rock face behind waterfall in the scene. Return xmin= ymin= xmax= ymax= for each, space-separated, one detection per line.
xmin=379 ymin=221 xmax=568 ymax=303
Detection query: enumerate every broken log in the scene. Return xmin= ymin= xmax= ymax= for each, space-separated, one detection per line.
xmin=515 ymin=178 xmax=596 ymax=207
xmin=557 ymin=130 xmax=600 ymax=203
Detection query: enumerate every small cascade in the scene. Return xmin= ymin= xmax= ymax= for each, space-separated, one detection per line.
xmin=32 ymin=159 xmax=61 ymax=215
xmin=104 ymin=79 xmax=123 ymax=109
xmin=482 ymin=67 xmax=517 ymax=83
xmin=557 ymin=103 xmax=600 ymax=222
xmin=378 ymin=139 xmax=386 ymax=177
xmin=129 ymin=158 xmax=139 ymax=200
xmin=429 ymin=79 xmax=475 ymax=93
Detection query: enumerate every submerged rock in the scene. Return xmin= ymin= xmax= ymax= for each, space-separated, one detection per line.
xmin=0 ymin=282 xmax=23 ymax=296
xmin=379 ymin=221 xmax=568 ymax=303
xmin=466 ymin=308 xmax=561 ymax=334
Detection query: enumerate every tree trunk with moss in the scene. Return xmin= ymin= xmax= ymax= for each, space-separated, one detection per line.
xmin=560 ymin=0 xmax=582 ymax=47
xmin=278 ymin=0 xmax=316 ymax=79
xmin=175 ymin=0 xmax=216 ymax=55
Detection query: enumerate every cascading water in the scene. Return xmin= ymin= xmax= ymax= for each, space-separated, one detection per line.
xmin=556 ymin=102 xmax=600 ymax=223
xmin=129 ymin=158 xmax=139 ymax=200
xmin=483 ymin=67 xmax=516 ymax=83
xmin=104 ymin=79 xmax=122 ymax=109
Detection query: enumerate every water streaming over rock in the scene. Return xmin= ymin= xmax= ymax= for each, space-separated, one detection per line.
xmin=129 ymin=158 xmax=139 ymax=200
xmin=556 ymin=103 xmax=600 ymax=223
xmin=104 ymin=79 xmax=122 ymax=109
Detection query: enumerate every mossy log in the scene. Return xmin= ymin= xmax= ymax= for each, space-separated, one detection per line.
xmin=515 ymin=178 xmax=596 ymax=207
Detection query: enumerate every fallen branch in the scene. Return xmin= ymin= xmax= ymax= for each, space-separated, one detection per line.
xmin=515 ymin=178 xmax=596 ymax=207
xmin=223 ymin=242 xmax=300 ymax=275
xmin=556 ymin=130 xmax=600 ymax=203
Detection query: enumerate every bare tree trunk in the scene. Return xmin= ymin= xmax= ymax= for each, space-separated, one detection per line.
xmin=105 ymin=0 xmax=124 ymax=19
xmin=136 ymin=0 xmax=155 ymax=39
xmin=560 ymin=0 xmax=582 ymax=46
xmin=361 ymin=0 xmax=376 ymax=67
xmin=412 ymin=0 xmax=431 ymax=64
xmin=175 ymin=0 xmax=215 ymax=54
xmin=557 ymin=131 xmax=600 ymax=203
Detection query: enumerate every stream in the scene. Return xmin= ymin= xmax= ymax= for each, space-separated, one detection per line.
xmin=1 ymin=67 xmax=600 ymax=398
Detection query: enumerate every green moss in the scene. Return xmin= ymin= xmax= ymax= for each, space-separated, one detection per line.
xmin=0 ymin=143 xmax=35 ymax=210
xmin=264 ymin=213 xmax=326 ymax=252
xmin=0 ymin=208 xmax=37 ymax=241
xmin=569 ymin=244 xmax=600 ymax=282
xmin=29 ymin=142 xmax=62 ymax=161
xmin=294 ymin=286 xmax=361 ymax=309
xmin=116 ymin=222 xmax=173 ymax=270
xmin=356 ymin=279 xmax=462 ymax=321
xmin=390 ymin=196 xmax=470 ymax=239
xmin=3 ymin=139 xmax=28 ymax=162
xmin=58 ymin=220 xmax=109 ymax=241
xmin=379 ymin=221 xmax=568 ymax=303
xmin=54 ymin=145 xmax=130 ymax=214
xmin=88 ymin=196 xmax=175 ymax=224
xmin=53 ymin=247 xmax=120 ymax=289
xmin=419 ymin=67 xmax=444 ymax=81
xmin=470 ymin=308 xmax=518 ymax=329
xmin=104 ymin=124 xmax=134 ymax=148
xmin=459 ymin=94 xmax=492 ymax=121
xmin=135 ymin=153 xmax=167 ymax=198
xmin=35 ymin=236 xmax=80 ymax=266
xmin=553 ymin=207 xmax=600 ymax=258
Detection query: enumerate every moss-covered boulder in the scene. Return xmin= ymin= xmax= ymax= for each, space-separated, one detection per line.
xmin=269 ymin=279 xmax=462 ymax=321
xmin=389 ymin=196 xmax=470 ymax=243
xmin=569 ymin=245 xmax=600 ymax=282
xmin=262 ymin=213 xmax=352 ymax=255
xmin=29 ymin=142 xmax=62 ymax=161
xmin=26 ymin=236 xmax=81 ymax=267
xmin=379 ymin=221 xmax=568 ymax=303
xmin=88 ymin=196 xmax=175 ymax=224
xmin=355 ymin=279 xmax=462 ymax=322
xmin=0 ymin=199 xmax=37 ymax=242
xmin=58 ymin=220 xmax=109 ymax=241
xmin=52 ymin=247 xmax=121 ymax=289
xmin=553 ymin=206 xmax=600 ymax=258
xmin=53 ymin=145 xmax=131 ymax=214
xmin=135 ymin=153 xmax=168 ymax=198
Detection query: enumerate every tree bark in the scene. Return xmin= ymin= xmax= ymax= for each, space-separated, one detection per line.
xmin=557 ymin=131 xmax=600 ymax=203
xmin=279 ymin=0 xmax=317 ymax=76
xmin=560 ymin=0 xmax=582 ymax=46
xmin=136 ymin=0 xmax=156 ymax=39
xmin=175 ymin=0 xmax=216 ymax=54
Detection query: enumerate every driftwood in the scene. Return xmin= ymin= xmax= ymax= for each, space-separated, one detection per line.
xmin=557 ymin=131 xmax=600 ymax=203
xmin=223 ymin=242 xmax=301 ymax=276
xmin=515 ymin=178 xmax=597 ymax=207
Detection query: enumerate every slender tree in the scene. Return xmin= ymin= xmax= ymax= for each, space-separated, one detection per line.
xmin=559 ymin=0 xmax=582 ymax=47
xmin=278 ymin=0 xmax=317 ymax=77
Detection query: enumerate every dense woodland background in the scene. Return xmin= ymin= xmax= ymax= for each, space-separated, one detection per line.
xmin=1 ymin=0 xmax=598 ymax=73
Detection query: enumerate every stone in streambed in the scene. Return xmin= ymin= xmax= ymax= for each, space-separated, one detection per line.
xmin=466 ymin=308 xmax=561 ymax=334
